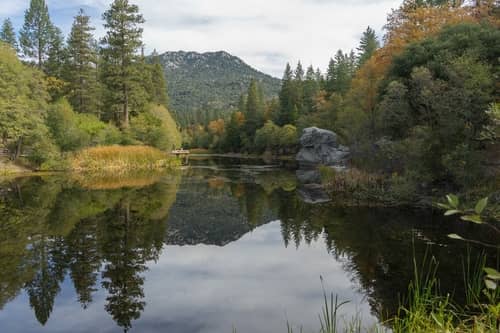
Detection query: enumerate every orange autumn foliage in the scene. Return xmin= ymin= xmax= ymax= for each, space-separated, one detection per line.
xmin=208 ymin=118 xmax=225 ymax=136
xmin=383 ymin=6 xmax=474 ymax=62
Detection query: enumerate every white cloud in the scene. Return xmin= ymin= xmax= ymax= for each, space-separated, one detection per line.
xmin=2 ymin=0 xmax=402 ymax=76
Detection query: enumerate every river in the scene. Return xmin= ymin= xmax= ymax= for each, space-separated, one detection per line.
xmin=0 ymin=157 xmax=496 ymax=333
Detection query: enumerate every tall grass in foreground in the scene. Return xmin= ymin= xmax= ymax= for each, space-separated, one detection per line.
xmin=70 ymin=145 xmax=180 ymax=171
xmin=392 ymin=251 xmax=499 ymax=333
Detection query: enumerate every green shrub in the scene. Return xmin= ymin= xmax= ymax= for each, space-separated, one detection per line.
xmin=130 ymin=104 xmax=181 ymax=150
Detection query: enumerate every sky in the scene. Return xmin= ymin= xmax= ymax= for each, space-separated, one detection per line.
xmin=1 ymin=0 xmax=402 ymax=77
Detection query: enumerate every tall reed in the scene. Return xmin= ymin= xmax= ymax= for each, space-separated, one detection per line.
xmin=70 ymin=145 xmax=180 ymax=171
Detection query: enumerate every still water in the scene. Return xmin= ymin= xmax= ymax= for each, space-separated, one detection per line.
xmin=0 ymin=157 xmax=496 ymax=333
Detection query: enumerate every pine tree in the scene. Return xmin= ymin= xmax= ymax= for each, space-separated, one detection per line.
xmin=65 ymin=9 xmax=99 ymax=114
xmin=150 ymin=62 xmax=169 ymax=107
xmin=19 ymin=0 xmax=56 ymax=68
xmin=315 ymin=67 xmax=324 ymax=89
xmin=303 ymin=65 xmax=319 ymax=114
xmin=277 ymin=63 xmax=294 ymax=126
xmin=293 ymin=61 xmax=304 ymax=115
xmin=326 ymin=58 xmax=336 ymax=93
xmin=357 ymin=26 xmax=379 ymax=67
xmin=333 ymin=50 xmax=353 ymax=95
xmin=100 ymin=0 xmax=145 ymax=128
xmin=244 ymin=79 xmax=260 ymax=138
xmin=0 ymin=19 xmax=17 ymax=51
xmin=44 ymin=26 xmax=65 ymax=78
xmin=223 ymin=111 xmax=243 ymax=152
xmin=295 ymin=61 xmax=304 ymax=81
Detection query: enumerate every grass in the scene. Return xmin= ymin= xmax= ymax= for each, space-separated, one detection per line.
xmin=318 ymin=166 xmax=416 ymax=207
xmin=70 ymin=145 xmax=180 ymax=172
xmin=391 ymin=250 xmax=500 ymax=333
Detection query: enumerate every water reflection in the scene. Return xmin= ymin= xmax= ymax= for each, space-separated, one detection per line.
xmin=0 ymin=160 xmax=497 ymax=332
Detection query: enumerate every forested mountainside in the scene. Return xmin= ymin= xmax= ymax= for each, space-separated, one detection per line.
xmin=155 ymin=51 xmax=281 ymax=126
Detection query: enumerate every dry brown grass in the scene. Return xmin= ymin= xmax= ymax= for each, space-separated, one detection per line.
xmin=70 ymin=145 xmax=180 ymax=172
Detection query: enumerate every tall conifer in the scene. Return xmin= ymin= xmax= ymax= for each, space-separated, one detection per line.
xmin=100 ymin=0 xmax=145 ymax=128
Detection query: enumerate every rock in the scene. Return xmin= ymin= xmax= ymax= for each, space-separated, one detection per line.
xmin=296 ymin=127 xmax=350 ymax=166
xmin=297 ymin=184 xmax=331 ymax=204
xmin=296 ymin=169 xmax=322 ymax=184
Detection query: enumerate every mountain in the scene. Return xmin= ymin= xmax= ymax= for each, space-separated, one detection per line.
xmin=154 ymin=51 xmax=281 ymax=126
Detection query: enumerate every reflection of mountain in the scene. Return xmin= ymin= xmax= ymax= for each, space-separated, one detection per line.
xmin=165 ymin=177 xmax=276 ymax=246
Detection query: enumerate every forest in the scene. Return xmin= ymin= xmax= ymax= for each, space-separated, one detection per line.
xmin=0 ymin=0 xmax=181 ymax=171
xmin=183 ymin=0 xmax=499 ymax=208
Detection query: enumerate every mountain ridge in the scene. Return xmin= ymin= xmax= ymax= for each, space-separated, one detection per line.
xmin=153 ymin=50 xmax=282 ymax=126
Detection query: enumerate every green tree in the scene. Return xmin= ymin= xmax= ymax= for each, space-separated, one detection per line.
xmin=378 ymin=81 xmax=412 ymax=138
xmin=65 ymin=9 xmax=99 ymax=114
xmin=44 ymin=26 xmax=65 ymax=78
xmin=19 ymin=0 xmax=57 ymax=68
xmin=278 ymin=124 xmax=297 ymax=153
xmin=303 ymin=65 xmax=320 ymax=114
xmin=381 ymin=23 xmax=499 ymax=186
xmin=254 ymin=120 xmax=280 ymax=152
xmin=244 ymin=79 xmax=262 ymax=140
xmin=130 ymin=104 xmax=181 ymax=150
xmin=357 ymin=26 xmax=379 ymax=67
xmin=333 ymin=50 xmax=354 ymax=95
xmin=148 ymin=59 xmax=169 ymax=107
xmin=293 ymin=61 xmax=304 ymax=115
xmin=0 ymin=19 xmax=17 ymax=51
xmin=100 ymin=0 xmax=145 ymax=128
xmin=325 ymin=58 xmax=336 ymax=93
xmin=0 ymin=43 xmax=54 ymax=162
xmin=277 ymin=63 xmax=296 ymax=126
xmin=223 ymin=111 xmax=244 ymax=152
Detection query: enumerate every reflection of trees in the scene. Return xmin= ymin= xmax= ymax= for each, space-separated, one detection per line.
xmin=66 ymin=218 xmax=100 ymax=308
xmin=100 ymin=202 xmax=147 ymax=332
xmin=0 ymin=172 xmax=180 ymax=329
xmin=25 ymin=237 xmax=67 ymax=325
xmin=277 ymin=204 xmax=499 ymax=321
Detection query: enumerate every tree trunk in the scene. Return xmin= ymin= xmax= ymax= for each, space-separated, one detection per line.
xmin=14 ymin=136 xmax=22 ymax=160
xmin=123 ymin=85 xmax=129 ymax=128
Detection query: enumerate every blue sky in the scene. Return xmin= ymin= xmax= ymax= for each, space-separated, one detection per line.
xmin=1 ymin=0 xmax=402 ymax=77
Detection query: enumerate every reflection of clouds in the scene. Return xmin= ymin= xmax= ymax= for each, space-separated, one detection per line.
xmin=139 ymin=221 xmax=377 ymax=333
xmin=0 ymin=222 xmax=378 ymax=333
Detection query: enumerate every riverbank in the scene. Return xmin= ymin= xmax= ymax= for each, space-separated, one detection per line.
xmin=0 ymin=158 xmax=32 ymax=176
xmin=1 ymin=145 xmax=181 ymax=176
xmin=318 ymin=166 xmax=500 ymax=221
xmin=189 ymin=148 xmax=296 ymax=162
